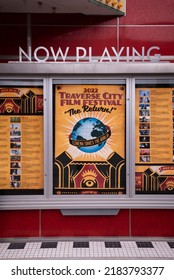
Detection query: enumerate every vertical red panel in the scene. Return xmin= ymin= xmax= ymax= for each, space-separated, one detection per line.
xmin=131 ymin=210 xmax=174 ymax=237
xmin=0 ymin=210 xmax=40 ymax=238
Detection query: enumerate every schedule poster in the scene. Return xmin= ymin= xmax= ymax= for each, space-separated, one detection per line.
xmin=53 ymin=84 xmax=126 ymax=195
xmin=0 ymin=86 xmax=44 ymax=195
xmin=135 ymin=86 xmax=174 ymax=194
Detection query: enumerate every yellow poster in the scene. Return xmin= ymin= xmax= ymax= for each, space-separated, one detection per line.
xmin=53 ymin=84 xmax=126 ymax=195
xmin=0 ymin=87 xmax=44 ymax=195
xmin=135 ymin=87 xmax=174 ymax=194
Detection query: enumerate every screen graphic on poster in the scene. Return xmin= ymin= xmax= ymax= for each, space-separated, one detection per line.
xmin=135 ymin=86 xmax=174 ymax=194
xmin=53 ymin=84 xmax=126 ymax=195
xmin=0 ymin=86 xmax=44 ymax=195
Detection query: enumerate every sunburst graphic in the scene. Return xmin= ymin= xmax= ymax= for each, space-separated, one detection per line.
xmin=55 ymin=84 xmax=125 ymax=161
xmin=56 ymin=109 xmax=125 ymax=161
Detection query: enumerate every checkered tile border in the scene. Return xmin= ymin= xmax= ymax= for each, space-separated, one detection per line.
xmin=0 ymin=241 xmax=174 ymax=259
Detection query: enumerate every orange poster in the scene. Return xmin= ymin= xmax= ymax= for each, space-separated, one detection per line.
xmin=0 ymin=87 xmax=44 ymax=195
xmin=53 ymin=84 xmax=126 ymax=195
xmin=135 ymin=87 xmax=174 ymax=194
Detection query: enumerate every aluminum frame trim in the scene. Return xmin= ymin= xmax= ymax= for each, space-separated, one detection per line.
xmin=125 ymin=77 xmax=131 ymax=197
xmin=130 ymin=78 xmax=136 ymax=198
xmin=1 ymin=63 xmax=174 ymax=75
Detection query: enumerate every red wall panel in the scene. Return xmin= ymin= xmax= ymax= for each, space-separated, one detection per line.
xmin=41 ymin=210 xmax=129 ymax=237
xmin=119 ymin=26 xmax=174 ymax=57
xmin=30 ymin=14 xmax=118 ymax=59
xmin=31 ymin=26 xmax=117 ymax=56
xmin=0 ymin=26 xmax=27 ymax=56
xmin=0 ymin=210 xmax=40 ymax=238
xmin=1 ymin=209 xmax=174 ymax=238
xmin=131 ymin=210 xmax=174 ymax=237
xmin=120 ymin=0 xmax=174 ymax=25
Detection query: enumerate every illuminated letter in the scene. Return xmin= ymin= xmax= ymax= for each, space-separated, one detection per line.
xmin=76 ymin=47 xmax=87 ymax=62
xmin=89 ymin=47 xmax=98 ymax=63
xmin=111 ymin=47 xmax=124 ymax=62
xmin=100 ymin=47 xmax=112 ymax=62
xmin=19 ymin=46 xmax=32 ymax=62
xmin=147 ymin=46 xmax=161 ymax=62
xmin=50 ymin=47 xmax=69 ymax=62
xmin=34 ymin=47 xmax=49 ymax=62
xmin=126 ymin=47 xmax=130 ymax=62
xmin=132 ymin=47 xmax=145 ymax=62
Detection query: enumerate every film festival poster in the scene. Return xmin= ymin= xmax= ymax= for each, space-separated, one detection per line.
xmin=53 ymin=84 xmax=126 ymax=195
xmin=0 ymin=86 xmax=44 ymax=195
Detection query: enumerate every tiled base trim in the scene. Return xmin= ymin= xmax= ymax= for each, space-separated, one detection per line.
xmin=0 ymin=240 xmax=173 ymax=259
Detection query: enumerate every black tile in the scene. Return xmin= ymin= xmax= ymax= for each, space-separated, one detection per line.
xmin=105 ymin=242 xmax=121 ymax=248
xmin=8 ymin=243 xmax=26 ymax=250
xmin=41 ymin=242 xmax=58 ymax=249
xmin=167 ymin=242 xmax=174 ymax=249
xmin=73 ymin=242 xmax=89 ymax=248
xmin=136 ymin=242 xmax=154 ymax=248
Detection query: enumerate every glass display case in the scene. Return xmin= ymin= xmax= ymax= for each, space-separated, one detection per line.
xmin=135 ymin=79 xmax=174 ymax=195
xmin=0 ymin=63 xmax=173 ymax=209
xmin=0 ymin=79 xmax=44 ymax=195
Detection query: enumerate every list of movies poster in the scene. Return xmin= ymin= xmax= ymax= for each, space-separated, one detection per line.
xmin=0 ymin=87 xmax=44 ymax=195
xmin=135 ymin=87 xmax=174 ymax=194
xmin=53 ymin=84 xmax=126 ymax=195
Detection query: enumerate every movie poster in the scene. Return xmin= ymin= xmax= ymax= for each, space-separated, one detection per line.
xmin=135 ymin=87 xmax=174 ymax=194
xmin=53 ymin=84 xmax=126 ymax=195
xmin=0 ymin=86 xmax=44 ymax=195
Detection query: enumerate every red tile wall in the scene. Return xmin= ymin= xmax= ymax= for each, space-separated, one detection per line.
xmin=0 ymin=0 xmax=174 ymax=238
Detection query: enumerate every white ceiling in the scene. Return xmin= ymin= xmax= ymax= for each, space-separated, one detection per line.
xmin=0 ymin=0 xmax=118 ymax=15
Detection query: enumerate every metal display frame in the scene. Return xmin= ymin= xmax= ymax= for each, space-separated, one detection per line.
xmin=0 ymin=63 xmax=174 ymax=209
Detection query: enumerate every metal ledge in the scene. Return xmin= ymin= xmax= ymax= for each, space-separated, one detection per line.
xmin=0 ymin=197 xmax=174 ymax=210
xmin=60 ymin=209 xmax=120 ymax=215
xmin=0 ymin=63 xmax=174 ymax=75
